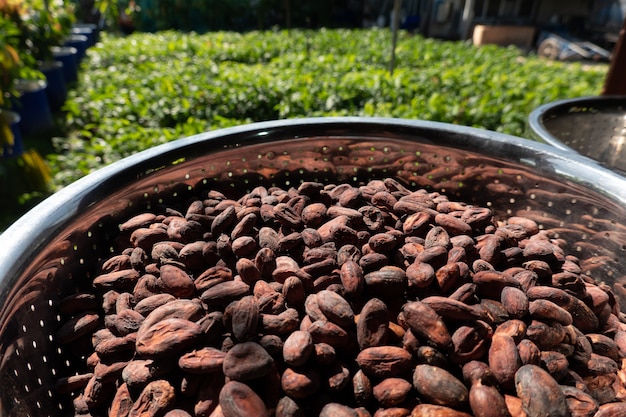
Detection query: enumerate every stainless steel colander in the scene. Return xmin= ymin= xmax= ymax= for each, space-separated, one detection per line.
xmin=529 ymin=95 xmax=626 ymax=172
xmin=2 ymin=117 xmax=626 ymax=416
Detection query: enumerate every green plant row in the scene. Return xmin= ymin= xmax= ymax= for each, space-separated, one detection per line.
xmin=50 ymin=29 xmax=607 ymax=189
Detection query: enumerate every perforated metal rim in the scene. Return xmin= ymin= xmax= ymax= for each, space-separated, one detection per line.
xmin=529 ymin=96 xmax=626 ymax=171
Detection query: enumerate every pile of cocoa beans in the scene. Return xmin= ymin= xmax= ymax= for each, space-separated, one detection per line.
xmin=55 ymin=178 xmax=626 ymax=417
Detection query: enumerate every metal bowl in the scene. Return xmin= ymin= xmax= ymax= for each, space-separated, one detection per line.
xmin=2 ymin=117 xmax=626 ymax=416
xmin=529 ymin=95 xmax=626 ymax=173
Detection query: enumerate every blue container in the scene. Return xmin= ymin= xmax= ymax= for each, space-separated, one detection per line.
xmin=63 ymin=34 xmax=89 ymax=63
xmin=40 ymin=61 xmax=67 ymax=111
xmin=13 ymin=80 xmax=54 ymax=137
xmin=1 ymin=111 xmax=23 ymax=157
xmin=71 ymin=27 xmax=97 ymax=48
xmin=73 ymin=23 xmax=100 ymax=43
xmin=52 ymin=46 xmax=78 ymax=84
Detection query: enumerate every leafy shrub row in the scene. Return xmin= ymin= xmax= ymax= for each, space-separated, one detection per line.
xmin=50 ymin=29 xmax=607 ymax=189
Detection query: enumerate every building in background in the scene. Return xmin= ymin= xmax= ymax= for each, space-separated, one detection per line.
xmin=396 ymin=0 xmax=625 ymax=52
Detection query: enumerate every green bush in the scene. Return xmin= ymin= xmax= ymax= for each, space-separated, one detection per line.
xmin=49 ymin=29 xmax=607 ymax=190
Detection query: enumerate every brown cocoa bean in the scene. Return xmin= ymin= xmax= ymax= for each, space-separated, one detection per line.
xmin=517 ymin=339 xmax=541 ymax=366
xmin=410 ymin=404 xmax=473 ymax=416
xmin=364 ymin=266 xmax=407 ymax=298
xmin=528 ymin=299 xmax=573 ymax=326
xmin=178 ymin=347 xmax=227 ymax=374
xmin=357 ymin=298 xmax=389 ymax=350
xmin=57 ymin=312 xmax=101 ymax=344
xmin=469 ymin=381 xmax=511 ymax=417
xmin=526 ymin=320 xmax=566 ymax=350
xmin=230 ymin=295 xmax=260 ymax=342
xmin=219 ymin=380 xmax=270 ymax=417
xmin=281 ymin=367 xmax=321 ymax=399
xmin=462 ymin=361 xmax=497 ymax=387
xmin=373 ymin=378 xmax=412 ymax=407
xmin=59 ymin=293 xmax=100 ymax=315
xmin=500 ymin=287 xmax=529 ymax=319
xmin=353 ymin=369 xmax=373 ymax=406
xmin=261 ymin=308 xmax=300 ymax=335
xmin=473 ymin=270 xmax=519 ymax=299
xmin=55 ymin=373 xmax=94 ymax=394
xmin=341 ymin=260 xmax=365 ymax=297
xmin=435 ymin=213 xmax=472 ymax=236
xmin=283 ymin=330 xmax=314 ymax=367
xmin=593 ymin=402 xmax=626 ymax=417
xmin=283 ymin=276 xmax=306 ymax=309
xmin=122 ymin=359 xmax=163 ymax=391
xmin=193 ymin=374 xmax=225 ymax=416
xmin=412 ymin=364 xmax=469 ymax=410
xmin=406 ymin=261 xmax=435 ymax=289
xmin=134 ymin=294 xmax=176 ymax=317
xmin=402 ymin=301 xmax=452 ymax=351
xmin=200 ymin=280 xmax=250 ymax=308
xmin=276 ymin=395 xmax=305 ymax=417
xmin=514 ymin=365 xmax=569 ymax=417
xmin=138 ymin=299 xmax=204 ymax=339
xmin=421 ymin=296 xmax=490 ymax=323
xmin=356 ymin=346 xmax=414 ymax=378
xmin=587 ymin=334 xmax=620 ymax=362
xmin=560 ymin=385 xmax=598 ymax=417
xmin=106 ymin=309 xmax=145 ymax=336
xmin=308 ymin=320 xmax=350 ymax=348
xmin=316 ymin=289 xmax=355 ymax=328
xmin=130 ymin=228 xmax=169 ymax=252
xmin=93 ymin=269 xmax=141 ymax=291
xmin=110 ymin=383 xmax=134 ymax=417
xmin=136 ymin=318 xmax=202 ymax=357
xmin=94 ymin=332 xmax=137 ymax=359
xmin=451 ymin=321 xmax=492 ymax=364
xmin=128 ymin=380 xmax=176 ymax=417
xmin=489 ymin=334 xmax=522 ymax=391
xmin=326 ymin=361 xmax=351 ymax=393
xmin=319 ymin=403 xmax=359 ymax=417
xmin=222 ymin=342 xmax=274 ymax=381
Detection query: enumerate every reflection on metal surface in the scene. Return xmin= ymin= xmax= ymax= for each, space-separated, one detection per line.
xmin=529 ymin=96 xmax=626 ymax=173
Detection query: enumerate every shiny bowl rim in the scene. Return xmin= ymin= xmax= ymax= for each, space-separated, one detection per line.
xmin=528 ymin=95 xmax=626 ymax=152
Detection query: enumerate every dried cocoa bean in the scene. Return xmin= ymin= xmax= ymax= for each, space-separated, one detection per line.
xmin=357 ymin=298 xmax=389 ymax=350
xmin=468 ymin=381 xmax=511 ymax=417
xmin=136 ymin=318 xmax=202 ymax=357
xmin=402 ymin=301 xmax=452 ymax=351
xmin=514 ymin=364 xmax=569 ymax=417
xmin=222 ymin=342 xmax=274 ymax=381
xmin=373 ymin=378 xmax=412 ymax=407
xmin=283 ymin=330 xmax=314 ymax=367
xmin=356 ymin=346 xmax=413 ymax=378
xmin=412 ymin=364 xmax=469 ymax=410
xmin=219 ymin=380 xmax=269 ymax=417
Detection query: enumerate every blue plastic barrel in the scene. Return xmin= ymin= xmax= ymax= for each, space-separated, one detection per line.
xmin=63 ymin=34 xmax=89 ymax=63
xmin=40 ymin=61 xmax=67 ymax=111
xmin=73 ymin=23 xmax=100 ymax=44
xmin=13 ymin=80 xmax=54 ymax=137
xmin=71 ymin=27 xmax=96 ymax=47
xmin=52 ymin=46 xmax=78 ymax=84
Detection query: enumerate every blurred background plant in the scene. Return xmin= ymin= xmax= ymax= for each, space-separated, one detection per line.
xmin=20 ymin=0 xmax=76 ymax=62
xmin=0 ymin=0 xmax=69 ymax=227
xmin=0 ymin=11 xmax=23 ymax=151
xmin=1 ymin=0 xmax=75 ymax=64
